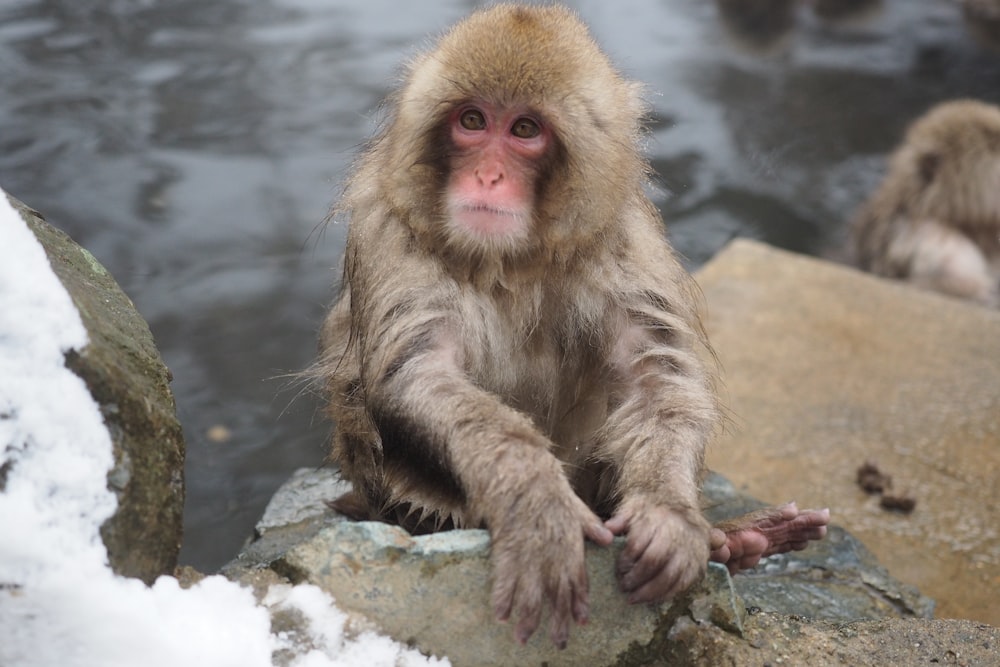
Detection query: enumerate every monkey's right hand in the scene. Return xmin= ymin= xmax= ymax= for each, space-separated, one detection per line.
xmin=489 ymin=491 xmax=613 ymax=649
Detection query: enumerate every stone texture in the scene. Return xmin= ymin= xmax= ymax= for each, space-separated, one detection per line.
xmin=701 ymin=474 xmax=932 ymax=621
xmin=255 ymin=466 xmax=351 ymax=536
xmin=695 ymin=239 xmax=1000 ymax=625
xmin=660 ymin=614 xmax=1000 ymax=666
xmin=226 ymin=467 xmax=932 ymax=666
xmin=278 ymin=523 xmax=741 ymax=667
xmin=11 ymin=194 xmax=185 ymax=583
xmin=222 ymin=239 xmax=1000 ymax=664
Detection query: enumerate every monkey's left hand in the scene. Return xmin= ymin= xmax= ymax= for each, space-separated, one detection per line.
xmin=605 ymin=498 xmax=711 ymax=604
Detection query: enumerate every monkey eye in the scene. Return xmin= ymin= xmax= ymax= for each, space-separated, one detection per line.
xmin=459 ymin=109 xmax=487 ymax=131
xmin=511 ymin=117 xmax=541 ymax=139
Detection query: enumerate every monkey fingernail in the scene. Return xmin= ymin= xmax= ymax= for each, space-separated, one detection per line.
xmin=572 ymin=599 xmax=590 ymax=624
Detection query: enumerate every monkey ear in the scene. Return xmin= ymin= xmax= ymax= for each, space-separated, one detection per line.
xmin=917 ymin=151 xmax=940 ymax=184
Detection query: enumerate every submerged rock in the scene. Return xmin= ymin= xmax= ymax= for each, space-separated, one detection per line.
xmin=10 ymin=194 xmax=185 ymax=583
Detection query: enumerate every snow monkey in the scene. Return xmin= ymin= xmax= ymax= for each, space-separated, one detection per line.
xmin=316 ymin=4 xmax=830 ymax=648
xmin=851 ymin=99 xmax=1000 ymax=308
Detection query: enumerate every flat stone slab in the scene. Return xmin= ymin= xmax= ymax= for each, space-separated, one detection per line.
xmin=277 ymin=521 xmax=741 ymax=667
xmin=695 ymin=239 xmax=1000 ymax=625
xmin=226 ymin=466 xmax=931 ymax=666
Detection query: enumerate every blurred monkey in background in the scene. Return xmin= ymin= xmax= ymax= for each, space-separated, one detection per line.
xmin=851 ymin=99 xmax=1000 ymax=308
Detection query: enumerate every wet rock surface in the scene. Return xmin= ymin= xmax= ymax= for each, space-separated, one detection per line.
xmin=12 ymin=195 xmax=185 ymax=583
xmin=224 ymin=466 xmax=933 ymax=666
xmin=696 ymin=239 xmax=1000 ymax=626
xmin=19 ymin=215 xmax=989 ymax=664
xmin=662 ymin=614 xmax=1000 ymax=666
xmin=700 ymin=474 xmax=933 ymax=622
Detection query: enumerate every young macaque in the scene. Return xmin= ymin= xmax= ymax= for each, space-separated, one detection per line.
xmin=851 ymin=99 xmax=1000 ymax=308
xmin=316 ymin=4 xmax=829 ymax=648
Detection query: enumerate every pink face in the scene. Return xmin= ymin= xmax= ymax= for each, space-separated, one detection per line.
xmin=445 ymin=102 xmax=551 ymax=248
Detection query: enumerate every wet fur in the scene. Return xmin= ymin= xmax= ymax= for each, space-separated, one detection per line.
xmin=313 ymin=4 xmax=720 ymax=646
xmin=851 ymin=99 xmax=1000 ymax=307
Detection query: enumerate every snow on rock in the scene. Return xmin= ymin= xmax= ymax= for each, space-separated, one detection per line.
xmin=0 ymin=190 xmax=449 ymax=667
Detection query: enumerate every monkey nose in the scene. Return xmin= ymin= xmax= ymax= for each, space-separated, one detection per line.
xmin=476 ymin=165 xmax=504 ymax=187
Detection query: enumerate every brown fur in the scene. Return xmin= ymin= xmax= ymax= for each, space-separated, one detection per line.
xmin=312 ymin=4 xmax=828 ymax=648
xmin=851 ymin=99 xmax=1000 ymax=307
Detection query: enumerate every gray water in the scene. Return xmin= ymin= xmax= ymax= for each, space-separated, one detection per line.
xmin=1 ymin=0 xmax=997 ymax=572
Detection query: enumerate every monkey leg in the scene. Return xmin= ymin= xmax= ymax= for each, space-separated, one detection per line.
xmin=708 ymin=502 xmax=830 ymax=574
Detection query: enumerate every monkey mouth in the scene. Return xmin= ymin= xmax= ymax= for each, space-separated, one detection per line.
xmin=466 ymin=203 xmax=512 ymax=216
xmin=450 ymin=202 xmax=528 ymax=240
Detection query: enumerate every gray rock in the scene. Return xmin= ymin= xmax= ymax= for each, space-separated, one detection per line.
xmin=256 ymin=466 xmax=351 ymax=536
xmin=661 ymin=614 xmax=1000 ymax=666
xmin=702 ymin=473 xmax=933 ymax=620
xmin=278 ymin=521 xmax=741 ymax=667
xmin=695 ymin=238 xmax=1000 ymax=626
xmin=225 ymin=239 xmax=1000 ymax=664
xmin=226 ymin=466 xmax=932 ymax=666
xmin=10 ymin=194 xmax=185 ymax=584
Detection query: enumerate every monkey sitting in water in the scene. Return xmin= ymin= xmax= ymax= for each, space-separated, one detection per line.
xmin=315 ymin=3 xmax=829 ymax=648
xmin=851 ymin=99 xmax=1000 ymax=308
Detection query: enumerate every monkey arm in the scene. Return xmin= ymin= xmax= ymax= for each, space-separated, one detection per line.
xmin=337 ymin=214 xmax=590 ymax=520
xmin=357 ymin=304 xmax=602 ymax=528
xmin=597 ymin=301 xmax=717 ymax=512
xmin=593 ymin=287 xmax=719 ymax=603
xmin=587 ymin=212 xmax=717 ymax=514
xmin=356 ymin=310 xmax=614 ymax=645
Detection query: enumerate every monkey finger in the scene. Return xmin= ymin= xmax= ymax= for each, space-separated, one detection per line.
xmin=492 ymin=580 xmax=515 ymax=622
xmin=709 ymin=544 xmax=732 ymax=564
xmin=565 ymin=558 xmax=591 ymax=625
xmin=604 ymin=513 xmax=630 ymax=535
xmin=491 ymin=557 xmax=521 ymax=622
xmin=618 ymin=539 xmax=668 ymax=592
xmin=566 ymin=495 xmax=614 ymax=545
xmin=620 ymin=558 xmax=668 ymax=595
xmin=709 ymin=527 xmax=728 ymax=551
xmin=626 ymin=558 xmax=685 ymax=604
xmin=735 ymin=552 xmax=764 ymax=572
xmin=619 ymin=522 xmax=657 ymax=564
xmin=801 ymin=525 xmax=828 ymax=542
xmin=583 ymin=519 xmax=614 ymax=546
xmin=572 ymin=583 xmax=590 ymax=626
xmin=548 ymin=575 xmax=574 ymax=649
xmin=802 ymin=507 xmax=831 ymax=522
xmin=785 ymin=509 xmax=830 ymax=531
xmin=799 ymin=524 xmax=828 ymax=540
xmin=514 ymin=595 xmax=543 ymax=645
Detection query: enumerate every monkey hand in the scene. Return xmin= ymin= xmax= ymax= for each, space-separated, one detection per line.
xmin=605 ymin=499 xmax=711 ymax=604
xmin=709 ymin=502 xmax=830 ymax=575
xmin=489 ymin=491 xmax=614 ymax=649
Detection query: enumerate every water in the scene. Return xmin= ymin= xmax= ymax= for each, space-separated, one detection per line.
xmin=1 ymin=0 xmax=998 ymax=572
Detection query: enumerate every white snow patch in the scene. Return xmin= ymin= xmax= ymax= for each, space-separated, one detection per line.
xmin=0 ymin=190 xmax=448 ymax=667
